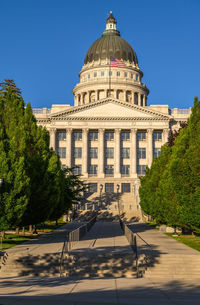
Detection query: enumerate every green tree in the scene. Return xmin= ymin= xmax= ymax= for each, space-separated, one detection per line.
xmin=159 ymin=98 xmax=200 ymax=231
xmin=139 ymin=98 xmax=200 ymax=232
xmin=139 ymin=144 xmax=172 ymax=222
xmin=0 ymin=81 xmax=30 ymax=231
xmin=0 ymin=79 xmax=86 ymax=232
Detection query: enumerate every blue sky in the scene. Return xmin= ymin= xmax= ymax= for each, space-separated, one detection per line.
xmin=0 ymin=0 xmax=199 ymax=109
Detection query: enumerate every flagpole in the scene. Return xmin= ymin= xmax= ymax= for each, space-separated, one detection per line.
xmin=109 ymin=57 xmax=111 ymax=97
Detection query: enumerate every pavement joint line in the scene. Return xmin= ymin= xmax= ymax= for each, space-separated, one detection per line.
xmin=114 ymin=278 xmax=119 ymax=304
xmin=66 ymin=280 xmax=80 ymax=296
xmin=149 ymin=278 xmax=179 ymax=305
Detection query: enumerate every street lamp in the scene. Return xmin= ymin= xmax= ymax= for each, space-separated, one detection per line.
xmin=99 ymin=184 xmax=103 ymax=209
xmin=116 ymin=184 xmax=120 ymax=216
xmin=0 ymin=177 xmax=3 ymax=188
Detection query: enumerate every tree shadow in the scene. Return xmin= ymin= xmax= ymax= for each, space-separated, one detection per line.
xmin=0 ymin=277 xmax=199 ymax=305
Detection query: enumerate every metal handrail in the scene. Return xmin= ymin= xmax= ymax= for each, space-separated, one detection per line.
xmin=119 ymin=219 xmax=139 ymax=278
xmin=60 ymin=215 xmax=96 ymax=276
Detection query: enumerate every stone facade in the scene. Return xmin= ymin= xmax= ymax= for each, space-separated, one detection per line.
xmin=33 ymin=13 xmax=191 ymax=219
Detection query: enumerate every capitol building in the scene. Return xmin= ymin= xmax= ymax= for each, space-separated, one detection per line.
xmin=34 ymin=12 xmax=190 ymax=219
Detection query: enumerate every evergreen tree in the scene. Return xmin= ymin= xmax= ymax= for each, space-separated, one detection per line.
xmin=160 ymin=98 xmax=200 ymax=231
xmin=139 ymin=144 xmax=172 ymax=222
xmin=139 ymin=97 xmax=200 ymax=232
xmin=0 ymin=81 xmax=30 ymax=231
xmin=0 ymin=79 xmax=86 ymax=232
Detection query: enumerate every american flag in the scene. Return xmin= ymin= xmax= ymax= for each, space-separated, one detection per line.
xmin=110 ymin=56 xmax=125 ymax=68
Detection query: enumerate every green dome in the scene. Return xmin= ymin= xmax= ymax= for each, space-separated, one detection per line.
xmin=84 ymin=13 xmax=138 ymax=65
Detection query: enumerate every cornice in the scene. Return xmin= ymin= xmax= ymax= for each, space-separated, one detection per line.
xmin=51 ymin=116 xmax=170 ymax=122
xmin=73 ymin=79 xmax=148 ymax=93
xmin=37 ymin=118 xmax=51 ymax=124
xmin=79 ymin=64 xmax=141 ymax=75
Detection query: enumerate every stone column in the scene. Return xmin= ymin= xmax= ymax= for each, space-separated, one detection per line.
xmin=95 ymin=90 xmax=98 ymax=101
xmin=163 ymin=128 xmax=170 ymax=144
xmin=82 ymin=129 xmax=89 ymax=177
xmin=124 ymin=90 xmax=126 ymax=102
xmin=132 ymin=91 xmax=134 ymax=105
xmin=131 ymin=129 xmax=137 ymax=176
xmin=138 ymin=93 xmax=141 ymax=106
xmin=49 ymin=128 xmax=56 ymax=151
xmin=66 ymin=128 xmax=72 ymax=168
xmin=147 ymin=129 xmax=153 ymax=167
xmin=86 ymin=92 xmax=89 ymax=104
xmin=144 ymin=95 xmax=146 ymax=106
xmin=114 ymin=129 xmax=121 ymax=178
xmin=81 ymin=93 xmax=84 ymax=105
xmin=99 ymin=128 xmax=105 ymax=178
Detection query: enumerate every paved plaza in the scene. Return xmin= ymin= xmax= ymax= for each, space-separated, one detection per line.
xmin=0 ymin=221 xmax=199 ymax=304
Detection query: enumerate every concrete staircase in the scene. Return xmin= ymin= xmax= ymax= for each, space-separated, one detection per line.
xmin=142 ymin=254 xmax=200 ymax=279
xmin=0 ymin=252 xmax=61 ymax=277
xmin=80 ymin=192 xmax=143 ymax=221
xmin=62 ymin=252 xmax=137 ymax=278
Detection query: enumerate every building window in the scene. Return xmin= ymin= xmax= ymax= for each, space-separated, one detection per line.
xmin=105 ymin=148 xmax=114 ymax=158
xmin=122 ymin=183 xmax=130 ymax=193
xmin=105 ymin=165 xmax=114 ymax=175
xmin=137 ymin=148 xmax=146 ymax=159
xmin=124 ymin=72 xmax=128 ymax=77
xmin=73 ymin=165 xmax=82 ymax=175
xmin=153 ymin=148 xmax=161 ymax=158
xmin=88 ymin=165 xmax=98 ymax=175
xmin=137 ymin=165 xmax=146 ymax=175
xmin=73 ymin=131 xmax=82 ymax=141
xmin=89 ymin=147 xmax=98 ymax=158
xmin=89 ymin=131 xmax=98 ymax=141
xmin=153 ymin=132 xmax=162 ymax=141
xmin=121 ymin=148 xmax=130 ymax=158
xmin=57 ymin=147 xmax=66 ymax=158
xmin=57 ymin=131 xmax=66 ymax=141
xmin=105 ymin=183 xmax=114 ymax=193
xmin=117 ymin=71 xmax=120 ymax=76
xmin=109 ymin=71 xmax=112 ymax=76
xmin=137 ymin=132 xmax=146 ymax=141
xmin=121 ymin=165 xmax=130 ymax=175
xmin=74 ymin=147 xmax=82 ymax=158
xmin=131 ymin=73 xmax=133 ymax=79
xmin=101 ymin=71 xmax=104 ymax=77
xmin=88 ymin=74 xmax=90 ymax=79
xmin=88 ymin=183 xmax=97 ymax=193
xmin=121 ymin=132 xmax=130 ymax=141
xmin=33 ymin=109 xmax=43 ymax=114
xmin=136 ymin=74 xmax=138 ymax=81
xmin=105 ymin=131 xmax=114 ymax=141
xmin=94 ymin=72 xmax=97 ymax=77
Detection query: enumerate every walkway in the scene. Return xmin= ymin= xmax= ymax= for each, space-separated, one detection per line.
xmin=4 ymin=222 xmax=84 ymax=256
xmin=128 ymin=223 xmax=199 ymax=256
xmin=0 ymin=221 xmax=199 ymax=304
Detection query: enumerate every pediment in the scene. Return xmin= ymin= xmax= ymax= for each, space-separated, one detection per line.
xmin=50 ymin=98 xmax=171 ymax=121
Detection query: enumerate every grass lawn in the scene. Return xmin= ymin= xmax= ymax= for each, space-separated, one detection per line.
xmin=1 ymin=233 xmax=36 ymax=250
xmin=1 ymin=219 xmax=67 ymax=250
xmin=166 ymin=233 xmax=200 ymax=251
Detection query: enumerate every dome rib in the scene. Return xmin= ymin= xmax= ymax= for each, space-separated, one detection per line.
xmin=84 ymin=33 xmax=138 ymax=65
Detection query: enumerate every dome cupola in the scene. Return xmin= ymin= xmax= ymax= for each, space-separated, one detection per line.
xmin=105 ymin=11 xmax=117 ymax=31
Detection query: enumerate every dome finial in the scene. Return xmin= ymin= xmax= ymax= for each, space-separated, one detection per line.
xmin=106 ymin=11 xmax=117 ymax=31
